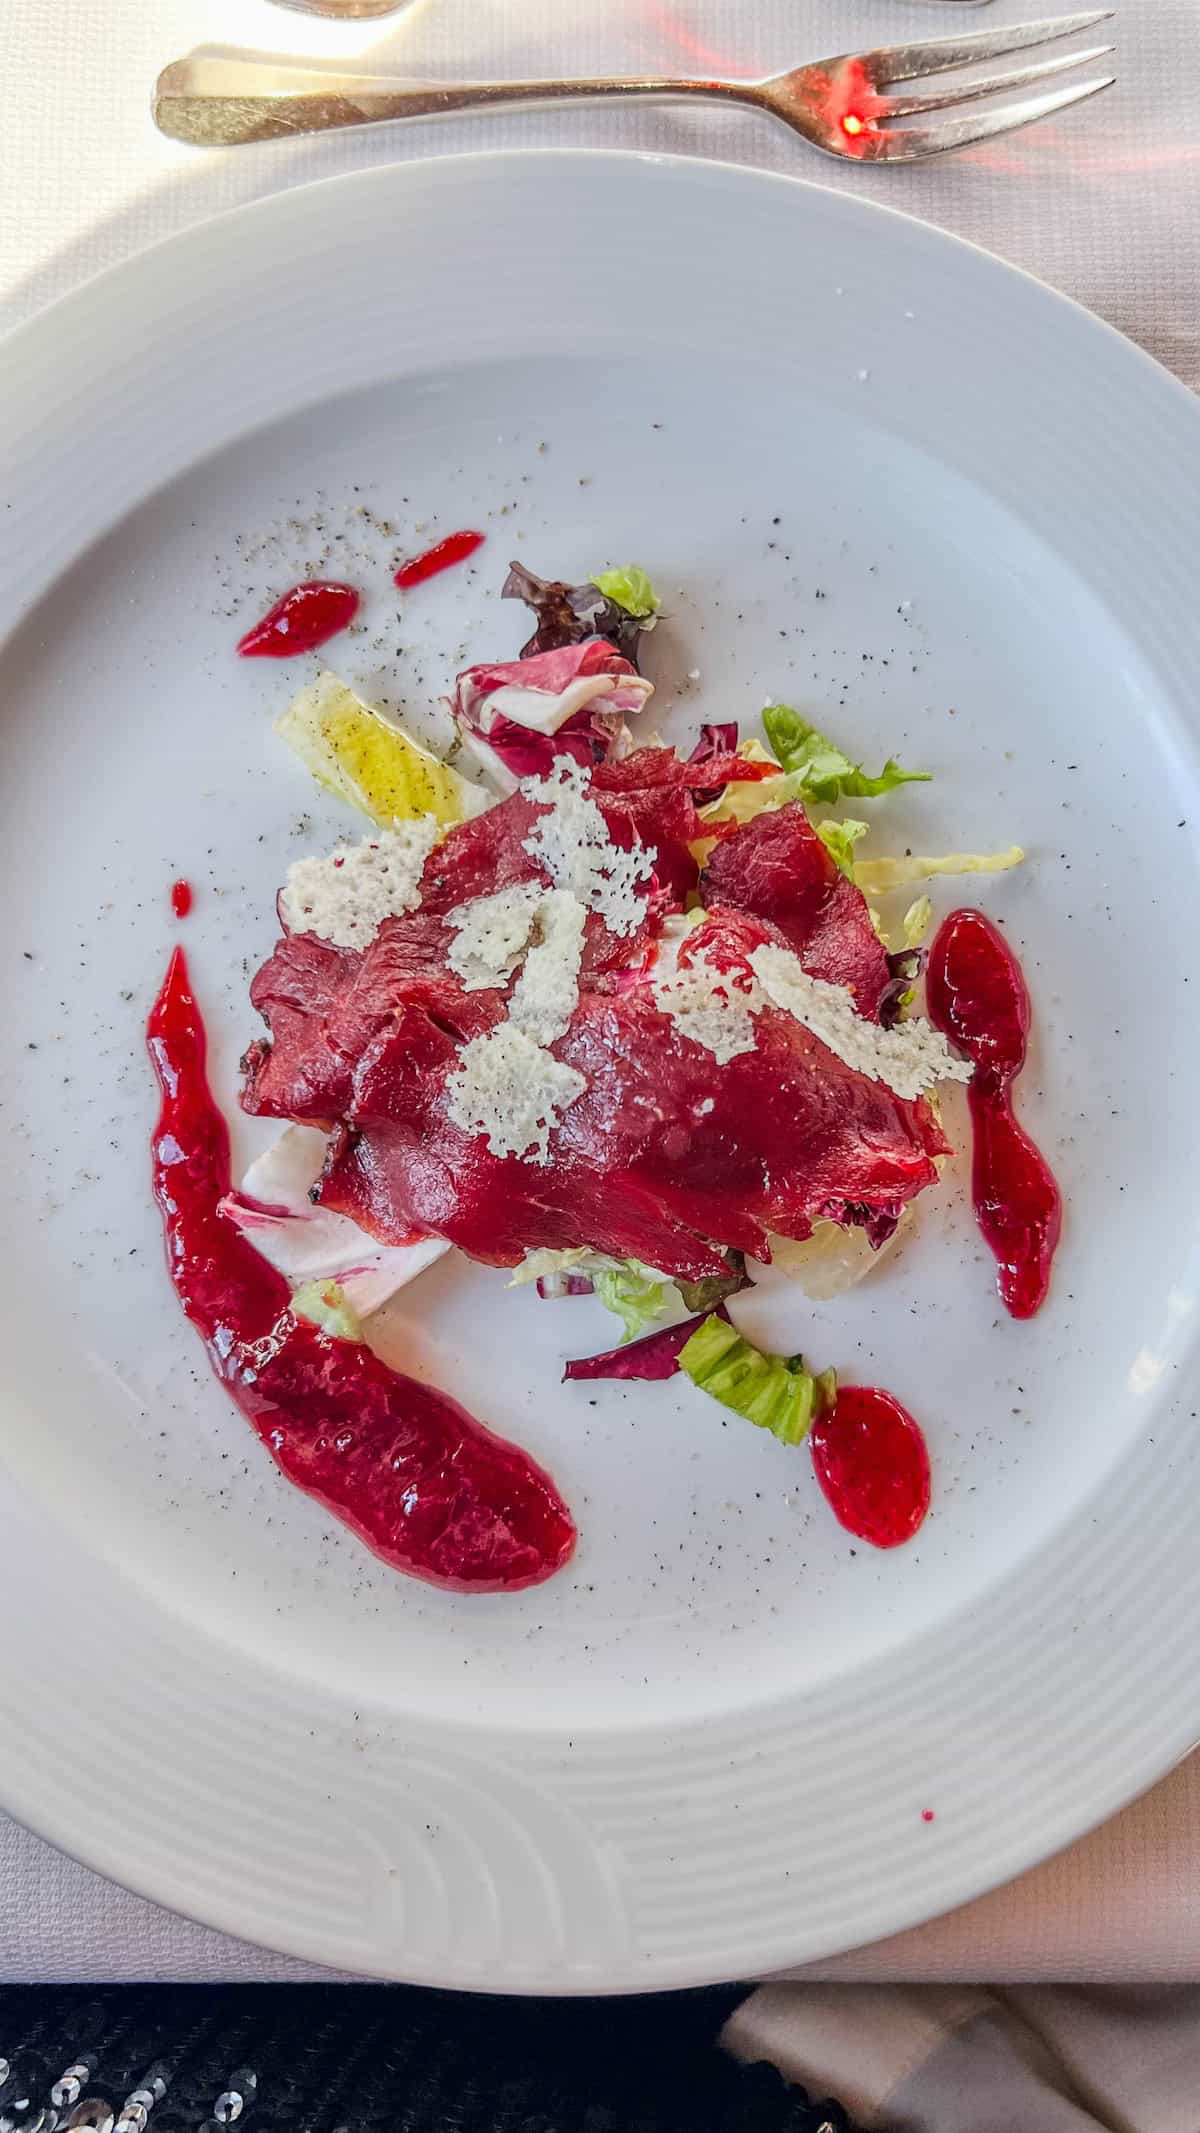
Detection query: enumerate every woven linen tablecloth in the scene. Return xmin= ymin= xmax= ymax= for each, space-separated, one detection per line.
xmin=2 ymin=0 xmax=1198 ymax=1982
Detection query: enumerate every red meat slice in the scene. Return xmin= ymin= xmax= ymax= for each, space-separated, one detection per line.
xmin=242 ymin=911 xmax=500 ymax=1124
xmin=701 ymin=802 xmax=891 ymax=1017
xmin=314 ymin=939 xmax=944 ymax=1276
xmin=416 ymin=792 xmax=546 ymax=915
xmin=419 ymin=752 xmax=698 ymax=978
xmin=241 ymin=928 xmax=360 ymax=1124
xmin=591 ymin=748 xmax=702 ymax=905
xmin=311 ymin=909 xmax=944 ymax=1277
xmin=242 ymin=755 xmax=945 ymax=1280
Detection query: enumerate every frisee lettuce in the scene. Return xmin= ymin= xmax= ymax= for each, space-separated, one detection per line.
xmin=592 ymin=566 xmax=661 ymax=621
xmin=855 ymin=846 xmax=1024 ymax=893
xmin=762 ymin=705 xmax=930 ymax=804
xmin=508 ymin=1247 xmax=597 ymax=1288
xmin=679 ymin=1313 xmax=836 ymax=1447
xmin=901 ymin=895 xmax=933 ymax=949
xmin=510 ymin=1249 xmax=671 ymax=1340
xmin=594 ymin=1260 xmax=669 ymax=1343
xmin=817 ymin=817 xmax=868 ymax=879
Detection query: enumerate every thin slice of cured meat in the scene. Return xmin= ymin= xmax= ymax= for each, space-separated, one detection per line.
xmin=241 ymin=928 xmax=362 ymax=1125
xmin=422 ymin=751 xmax=699 ymax=972
xmin=242 ymin=757 xmax=697 ymax=1121
xmin=242 ymin=755 xmax=947 ymax=1282
xmin=314 ymin=931 xmax=945 ymax=1277
xmin=243 ymin=911 xmax=502 ymax=1124
xmin=591 ymin=749 xmax=703 ymax=906
xmin=701 ymin=802 xmax=892 ymax=1018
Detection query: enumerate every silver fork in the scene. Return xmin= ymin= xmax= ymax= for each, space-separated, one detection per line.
xmin=154 ymin=11 xmax=1114 ymax=159
xmin=267 ymin=0 xmax=995 ymax=17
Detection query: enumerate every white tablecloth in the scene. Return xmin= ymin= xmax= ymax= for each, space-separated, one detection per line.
xmin=3 ymin=0 xmax=1199 ymax=1982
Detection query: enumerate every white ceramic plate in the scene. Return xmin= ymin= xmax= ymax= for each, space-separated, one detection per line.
xmin=3 ymin=151 xmax=1200 ymax=1989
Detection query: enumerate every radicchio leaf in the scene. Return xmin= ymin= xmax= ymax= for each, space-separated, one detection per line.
xmin=824 ymin=1199 xmax=904 ymax=1250
xmin=878 ymin=946 xmax=924 ymax=1030
xmin=687 ymin=722 xmax=740 ymax=806
xmin=683 ymin=725 xmax=781 ymax=806
xmin=503 ymin=561 xmax=648 ymax=666
xmin=687 ymin=721 xmax=739 ymax=765
xmin=537 ymin=1272 xmax=596 ymax=1300
xmin=674 ymin=1252 xmax=750 ymax=1314
xmin=564 ymin=1304 xmax=731 ymax=1383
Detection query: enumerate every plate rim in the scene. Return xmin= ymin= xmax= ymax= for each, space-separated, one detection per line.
xmin=3 ymin=144 xmax=1200 ymax=1989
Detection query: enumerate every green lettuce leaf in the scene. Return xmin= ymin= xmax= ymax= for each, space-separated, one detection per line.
xmin=901 ymin=894 xmax=933 ymax=949
xmin=679 ymin=1314 xmax=836 ymax=1447
xmin=591 ymin=565 xmax=661 ymax=620
xmin=594 ymin=1260 xmax=669 ymax=1342
xmin=762 ymin=704 xmax=930 ymax=804
xmin=817 ymin=816 xmax=868 ymax=880
xmin=291 ymin=1279 xmax=363 ymax=1342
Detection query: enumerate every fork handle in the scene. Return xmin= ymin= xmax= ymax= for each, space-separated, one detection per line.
xmin=154 ymin=52 xmax=756 ymax=147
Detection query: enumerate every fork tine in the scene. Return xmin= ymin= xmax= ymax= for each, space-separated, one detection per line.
xmin=878 ymin=41 xmax=1113 ymax=120
xmin=866 ymin=72 xmax=1115 ymax=158
xmin=862 ymin=9 xmax=1113 ymax=89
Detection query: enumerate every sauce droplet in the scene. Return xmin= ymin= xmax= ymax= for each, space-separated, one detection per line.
xmin=810 ymin=1386 xmax=931 ymax=1548
xmin=170 ymin=878 xmax=193 ymax=919
xmin=236 ymin=581 xmax=359 ymax=659
xmin=926 ymin=907 xmax=1061 ymax=1319
xmin=394 ymin=530 xmax=485 ymax=590
xmin=146 ymin=948 xmax=575 ymax=1592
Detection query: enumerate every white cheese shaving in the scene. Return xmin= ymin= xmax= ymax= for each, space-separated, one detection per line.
xmin=442 ymin=874 xmax=589 ymax=1160
xmin=652 ymin=950 xmax=760 ymax=1065
xmin=446 ymin=881 xmax=587 ymax=1043
xmin=281 ymin=818 xmax=440 ymax=949
xmin=446 ymin=883 xmax=542 ymax=991
xmin=510 ymin=889 xmax=587 ymax=1046
xmin=444 ymin=1023 xmax=586 ymax=1164
xmin=748 ymin=943 xmax=973 ymax=1102
xmin=520 ymin=756 xmax=653 ymax=938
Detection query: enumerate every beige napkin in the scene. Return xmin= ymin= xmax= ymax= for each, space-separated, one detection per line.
xmin=2 ymin=0 xmax=1199 ymax=1982
xmin=725 ymin=1982 xmax=1200 ymax=2129
xmin=784 ymin=1755 xmax=1200 ymax=1985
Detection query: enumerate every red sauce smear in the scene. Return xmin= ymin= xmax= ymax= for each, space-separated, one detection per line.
xmin=926 ymin=908 xmax=1061 ymax=1319
xmin=147 ymin=948 xmax=575 ymax=1592
xmin=236 ymin=581 xmax=359 ymax=659
xmin=394 ymin=530 xmax=485 ymax=590
xmin=170 ymin=878 xmax=193 ymax=919
xmin=810 ymin=1386 xmax=931 ymax=1548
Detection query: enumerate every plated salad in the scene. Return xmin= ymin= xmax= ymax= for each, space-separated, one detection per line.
xmin=149 ymin=547 xmax=1060 ymax=1593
